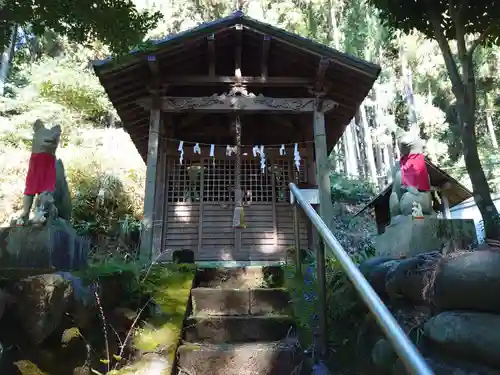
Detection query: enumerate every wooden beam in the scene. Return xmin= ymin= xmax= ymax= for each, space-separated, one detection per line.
xmin=207 ymin=34 xmax=215 ymax=77
xmin=140 ymin=95 xmax=161 ymax=262
xmin=137 ymin=90 xmax=338 ymax=113
xmin=314 ymin=57 xmax=330 ymax=93
xmin=159 ymin=75 xmax=314 ymax=87
xmin=148 ymin=55 xmax=160 ymax=88
xmin=235 ymin=24 xmax=243 ymax=79
xmin=261 ymin=36 xmax=271 ymax=78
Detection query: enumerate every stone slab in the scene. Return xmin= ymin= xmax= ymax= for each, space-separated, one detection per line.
xmin=249 ymin=288 xmax=291 ymax=315
xmin=177 ymin=341 xmax=307 ymax=375
xmin=375 ymin=217 xmax=476 ymax=258
xmin=192 ymin=288 xmax=250 ymax=316
xmin=195 ymin=267 xmax=284 ymax=288
xmin=183 ymin=315 xmax=294 ymax=343
xmin=0 ymin=219 xmax=89 ymax=272
xmin=191 ymin=288 xmax=291 ymax=316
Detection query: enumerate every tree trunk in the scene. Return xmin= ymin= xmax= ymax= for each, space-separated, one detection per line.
xmin=358 ymin=104 xmax=377 ymax=185
xmin=484 ymin=94 xmax=498 ymax=149
xmin=346 ymin=119 xmax=359 ymax=177
xmin=460 ymin=104 xmax=500 ymax=239
xmin=0 ymin=24 xmax=16 ymax=96
xmin=426 ymin=0 xmax=500 ymax=239
xmin=399 ymin=45 xmax=418 ymax=131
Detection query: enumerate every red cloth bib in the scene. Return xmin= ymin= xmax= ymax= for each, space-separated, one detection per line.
xmin=400 ymin=153 xmax=430 ymax=191
xmin=24 ymin=152 xmax=57 ymax=195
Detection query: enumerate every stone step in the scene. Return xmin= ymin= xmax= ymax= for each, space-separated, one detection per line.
xmin=183 ymin=315 xmax=295 ymax=344
xmin=191 ymin=287 xmax=291 ymax=316
xmin=176 ymin=340 xmax=306 ymax=375
xmin=195 ymin=267 xmax=283 ymax=289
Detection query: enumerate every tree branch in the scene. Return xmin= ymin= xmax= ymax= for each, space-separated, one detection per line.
xmin=425 ymin=0 xmax=465 ymax=100
xmin=451 ymin=0 xmax=467 ymax=61
xmin=469 ymin=25 xmax=494 ymax=55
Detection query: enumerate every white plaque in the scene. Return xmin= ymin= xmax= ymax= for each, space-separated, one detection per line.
xmin=290 ymin=188 xmax=320 ymax=205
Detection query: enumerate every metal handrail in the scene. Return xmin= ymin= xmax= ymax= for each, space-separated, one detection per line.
xmin=289 ymin=182 xmax=434 ymax=375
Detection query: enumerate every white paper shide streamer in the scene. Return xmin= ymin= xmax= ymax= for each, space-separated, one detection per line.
xmin=193 ymin=143 xmax=201 ymax=154
xmin=178 ymin=141 xmax=184 ymax=164
xmin=252 ymin=145 xmax=266 ymax=173
xmin=209 ymin=144 xmax=215 ymax=165
xmin=226 ymin=145 xmax=237 ymax=156
xmin=279 ymin=144 xmax=286 ymax=156
xmin=293 ymin=143 xmax=301 ymax=171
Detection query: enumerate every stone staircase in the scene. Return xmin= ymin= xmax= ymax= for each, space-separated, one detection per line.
xmin=174 ymin=267 xmax=306 ymax=375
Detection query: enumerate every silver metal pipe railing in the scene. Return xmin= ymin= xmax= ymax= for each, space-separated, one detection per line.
xmin=289 ymin=182 xmax=434 ymax=375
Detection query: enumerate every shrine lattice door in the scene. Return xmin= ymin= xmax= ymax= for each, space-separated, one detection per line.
xmin=163 ymin=157 xmax=309 ymax=262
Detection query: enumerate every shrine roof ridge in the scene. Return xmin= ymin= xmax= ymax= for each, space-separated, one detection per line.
xmin=92 ymin=12 xmax=380 ymax=77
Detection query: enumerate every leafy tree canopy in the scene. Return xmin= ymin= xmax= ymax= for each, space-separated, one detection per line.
xmin=369 ymin=0 xmax=500 ymax=49
xmin=0 ymin=0 xmax=163 ymax=54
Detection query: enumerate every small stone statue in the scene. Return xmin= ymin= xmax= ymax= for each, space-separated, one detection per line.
xmin=16 ymin=119 xmax=72 ymax=226
xmin=389 ymin=129 xmax=433 ymax=223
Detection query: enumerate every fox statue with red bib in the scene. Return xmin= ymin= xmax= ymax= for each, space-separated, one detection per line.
xmin=389 ymin=129 xmax=433 ymax=224
xmin=16 ymin=119 xmax=72 ymax=226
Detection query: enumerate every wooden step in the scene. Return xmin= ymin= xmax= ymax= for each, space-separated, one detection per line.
xmin=176 ymin=340 xmax=307 ymax=375
xmin=183 ymin=315 xmax=295 ymax=344
xmin=191 ymin=287 xmax=291 ymax=316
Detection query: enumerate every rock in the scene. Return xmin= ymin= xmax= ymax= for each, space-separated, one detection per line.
xmin=73 ymin=365 xmax=91 ymax=375
xmin=114 ymin=353 xmax=170 ymax=375
xmin=0 ymin=289 xmax=8 ymax=321
xmin=424 ymin=311 xmax=500 ymax=369
xmin=10 ymin=273 xmax=73 ymax=344
xmin=385 ymin=251 xmax=441 ymax=304
xmin=0 ymin=220 xmax=89 ymax=272
xmin=371 ymin=338 xmax=397 ymax=372
xmin=359 ymin=256 xmax=399 ymax=299
xmin=431 ymin=250 xmax=500 ymax=313
xmin=393 ymin=354 xmax=500 ymax=375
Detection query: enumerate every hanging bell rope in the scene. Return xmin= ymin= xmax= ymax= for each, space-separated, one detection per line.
xmin=233 ymin=116 xmax=246 ymax=229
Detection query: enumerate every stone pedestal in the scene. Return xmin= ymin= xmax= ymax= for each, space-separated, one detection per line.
xmin=0 ymin=219 xmax=89 ymax=278
xmin=375 ymin=216 xmax=476 ymax=258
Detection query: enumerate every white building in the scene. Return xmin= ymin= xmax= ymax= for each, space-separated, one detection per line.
xmin=449 ymin=193 xmax=500 ymax=244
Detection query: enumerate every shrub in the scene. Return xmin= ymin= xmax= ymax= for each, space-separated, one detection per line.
xmin=330 ymin=171 xmax=376 ymax=204
xmin=67 ymin=160 xmax=141 ymax=238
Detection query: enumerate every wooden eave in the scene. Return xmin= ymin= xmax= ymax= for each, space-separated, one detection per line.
xmin=93 ymin=12 xmax=381 ymax=161
xmin=354 ymin=159 xmax=473 ymax=217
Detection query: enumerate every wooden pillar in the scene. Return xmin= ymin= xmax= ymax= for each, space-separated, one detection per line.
xmin=313 ymin=98 xmax=334 ymax=359
xmin=152 ymin=119 xmax=166 ymax=260
xmin=441 ymin=191 xmax=451 ymax=218
xmin=140 ymin=97 xmax=161 ymax=262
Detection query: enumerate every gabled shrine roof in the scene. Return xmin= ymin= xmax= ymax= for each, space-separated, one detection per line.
xmin=93 ymin=11 xmax=381 ymax=160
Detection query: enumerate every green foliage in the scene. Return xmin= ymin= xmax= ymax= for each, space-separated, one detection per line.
xmin=286 ymin=247 xmax=375 ymax=371
xmin=368 ymin=0 xmax=500 ymax=45
xmin=1 ymin=0 xmax=163 ymax=54
xmin=330 ymin=172 xmax=376 ymax=203
xmin=39 ymin=80 xmax=107 ymax=120
xmin=67 ymin=161 xmax=140 ymax=237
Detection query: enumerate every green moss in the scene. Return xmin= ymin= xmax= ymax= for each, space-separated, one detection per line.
xmin=125 ymin=264 xmax=195 ymax=374
xmin=283 ymin=265 xmax=315 ymax=348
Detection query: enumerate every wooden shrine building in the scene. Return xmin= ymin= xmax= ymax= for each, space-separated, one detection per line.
xmin=93 ymin=11 xmax=380 ymax=264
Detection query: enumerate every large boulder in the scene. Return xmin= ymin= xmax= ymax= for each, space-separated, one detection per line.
xmin=359 ymin=256 xmax=399 ymax=299
xmin=9 ymin=273 xmax=73 ymax=344
xmin=0 ymin=289 xmax=8 ymax=321
xmin=393 ymin=355 xmax=500 ymax=375
xmin=424 ymin=311 xmax=500 ymax=369
xmin=385 ymin=251 xmax=441 ymax=304
xmin=0 ymin=219 xmax=89 ymax=274
xmin=431 ymin=250 xmax=500 ymax=313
